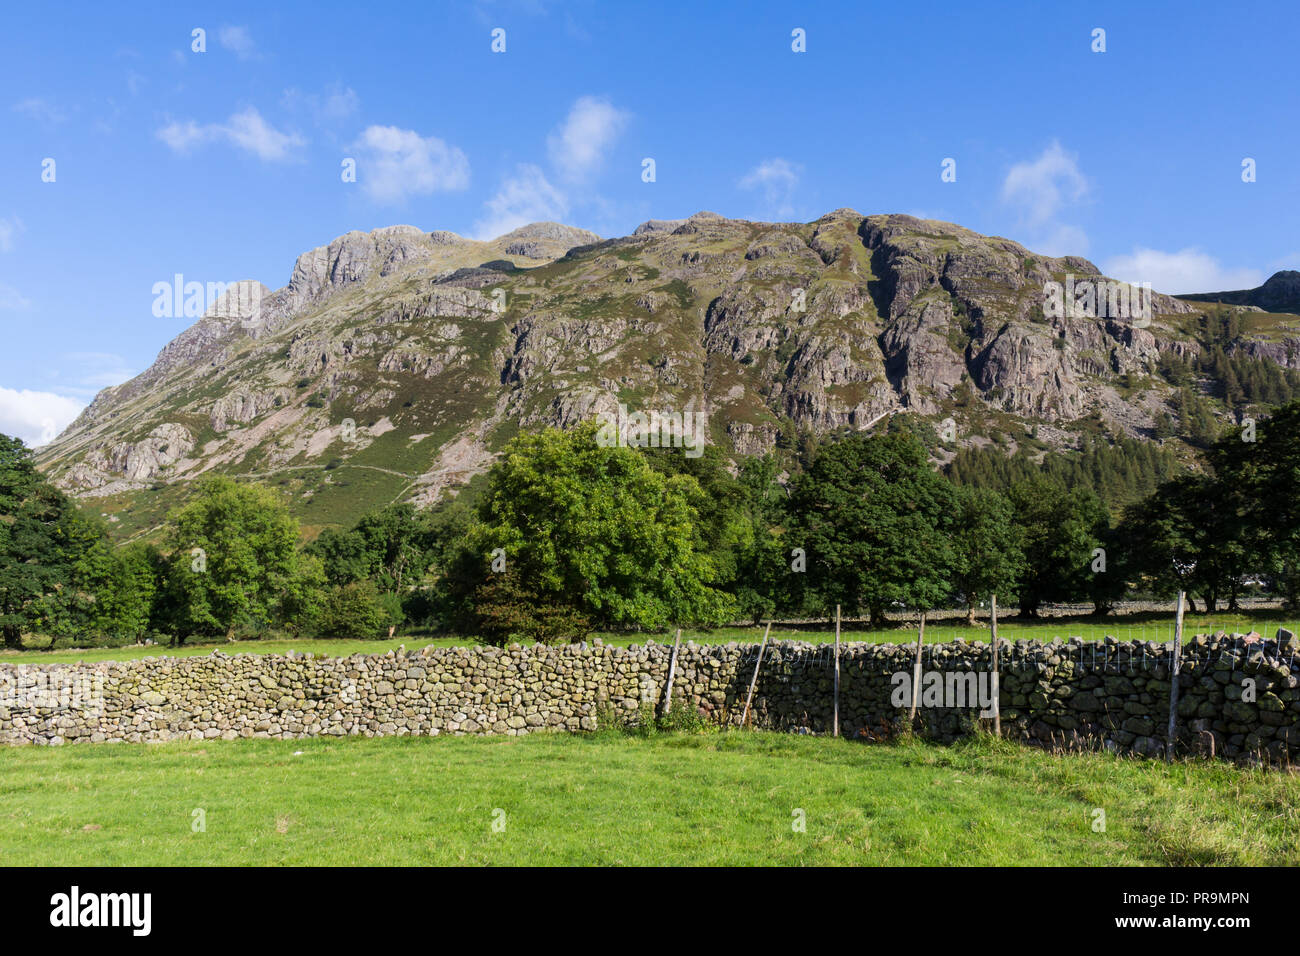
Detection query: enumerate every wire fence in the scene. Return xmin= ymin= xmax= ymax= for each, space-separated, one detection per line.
xmin=736 ymin=623 xmax=1300 ymax=673
xmin=871 ymin=621 xmax=1300 ymax=647
xmin=727 ymin=623 xmax=1297 ymax=759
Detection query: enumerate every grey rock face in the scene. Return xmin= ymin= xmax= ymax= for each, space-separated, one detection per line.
xmin=633 ymin=218 xmax=688 ymax=235
xmin=287 ymin=226 xmax=440 ymax=310
xmin=35 ymin=210 xmax=1295 ymax=512
xmin=1238 ymin=336 xmax=1300 ymax=370
xmin=497 ymin=221 xmax=600 ymax=245
xmin=210 ymin=388 xmax=292 ymax=432
xmin=76 ymin=423 xmax=195 ymax=488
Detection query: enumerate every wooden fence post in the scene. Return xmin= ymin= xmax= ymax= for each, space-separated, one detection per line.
xmin=662 ymin=627 xmax=682 ymax=718
xmin=741 ymin=622 xmax=773 ymax=728
xmin=1166 ymin=592 xmax=1185 ymax=763
xmin=990 ymin=594 xmax=1001 ymax=737
xmin=909 ymin=612 xmax=926 ymax=721
xmin=833 ymin=605 xmax=841 ymax=737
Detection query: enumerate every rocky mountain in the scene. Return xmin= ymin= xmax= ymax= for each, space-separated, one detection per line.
xmin=1180 ymin=270 xmax=1300 ymax=315
xmin=35 ymin=210 xmax=1300 ymax=538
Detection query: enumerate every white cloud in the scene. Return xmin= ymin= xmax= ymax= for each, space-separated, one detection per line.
xmin=547 ymin=96 xmax=629 ymax=183
xmin=224 ymin=108 xmax=304 ymax=161
xmin=218 ymin=26 xmax=256 ymax=59
xmin=0 ymin=283 xmax=30 ymax=310
xmin=156 ymin=119 xmax=206 ymax=151
xmin=474 ymin=164 xmax=568 ymax=239
xmin=282 ymin=84 xmax=359 ymax=123
xmin=1103 ymin=248 xmax=1265 ymax=296
xmin=472 ymin=97 xmax=628 ymax=238
xmin=1002 ymin=141 xmax=1087 ymax=225
xmin=351 ymin=125 xmax=470 ymax=204
xmin=738 ymin=158 xmax=802 ymax=220
xmin=0 ymin=216 xmax=22 ymax=252
xmin=156 ymin=107 xmax=306 ymax=162
xmin=1001 ymin=141 xmax=1090 ymax=256
xmin=12 ymin=97 xmax=66 ymax=125
xmin=0 ymin=387 xmax=84 ymax=447
xmin=321 ymin=87 xmax=360 ymax=121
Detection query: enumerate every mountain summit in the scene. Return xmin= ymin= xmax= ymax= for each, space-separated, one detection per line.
xmin=36 ymin=211 xmax=1300 ymax=535
xmin=1180 ymin=270 xmax=1300 ymax=315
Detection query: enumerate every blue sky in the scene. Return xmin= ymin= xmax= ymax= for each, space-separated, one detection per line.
xmin=2 ymin=0 xmax=1297 ymax=445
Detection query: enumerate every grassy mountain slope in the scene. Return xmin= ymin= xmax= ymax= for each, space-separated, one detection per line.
xmin=36 ymin=210 xmax=1300 ymax=539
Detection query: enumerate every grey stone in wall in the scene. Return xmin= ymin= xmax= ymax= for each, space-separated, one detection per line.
xmin=0 ymin=633 xmax=1294 ymax=763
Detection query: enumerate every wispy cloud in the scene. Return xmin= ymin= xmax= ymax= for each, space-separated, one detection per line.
xmin=1104 ymin=248 xmax=1265 ymax=296
xmin=281 ymin=83 xmax=359 ymax=124
xmin=350 ymin=125 xmax=471 ymax=204
xmin=0 ymin=283 xmax=30 ymax=310
xmin=0 ymin=216 xmax=22 ymax=252
xmin=222 ymin=108 xmax=303 ymax=160
xmin=473 ymin=96 xmax=629 ymax=238
xmin=474 ymin=163 xmax=568 ymax=239
xmin=547 ymin=95 xmax=629 ymax=183
xmin=12 ymin=96 xmax=66 ymax=126
xmin=218 ymin=25 xmax=257 ymax=60
xmin=157 ymin=107 xmax=306 ymax=162
xmin=738 ymin=158 xmax=802 ymax=220
xmin=1001 ymin=140 xmax=1089 ymax=256
xmin=1002 ymin=140 xmax=1087 ymax=224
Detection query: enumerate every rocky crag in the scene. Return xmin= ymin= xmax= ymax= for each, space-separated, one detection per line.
xmin=35 ymin=211 xmax=1300 ymax=534
xmin=1182 ymin=269 xmax=1300 ymax=315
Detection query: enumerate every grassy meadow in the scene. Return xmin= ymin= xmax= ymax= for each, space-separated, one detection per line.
xmin=2 ymin=608 xmax=1296 ymax=665
xmin=1 ymin=730 xmax=1296 ymax=866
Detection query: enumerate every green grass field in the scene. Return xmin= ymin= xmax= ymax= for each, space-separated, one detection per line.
xmin=0 ymin=731 xmax=1294 ymax=866
xmin=3 ymin=611 xmax=1296 ymax=664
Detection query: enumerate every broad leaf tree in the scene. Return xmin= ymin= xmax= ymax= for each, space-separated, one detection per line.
xmin=0 ymin=434 xmax=97 ymax=648
xmin=465 ymin=423 xmax=735 ymax=632
xmin=951 ymin=485 xmax=1025 ymax=623
xmin=79 ymin=539 xmax=162 ymax=641
xmin=790 ymin=430 xmax=957 ymax=626
xmin=1214 ymin=401 xmax=1300 ymax=607
xmin=1008 ymin=476 xmax=1108 ymax=617
xmin=160 ymin=476 xmax=302 ymax=641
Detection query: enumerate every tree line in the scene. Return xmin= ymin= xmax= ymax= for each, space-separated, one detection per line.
xmin=2 ymin=400 xmax=1298 ymax=648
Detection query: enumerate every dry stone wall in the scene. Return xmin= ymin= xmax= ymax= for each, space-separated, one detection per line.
xmin=1 ymin=631 xmax=1296 ymax=762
